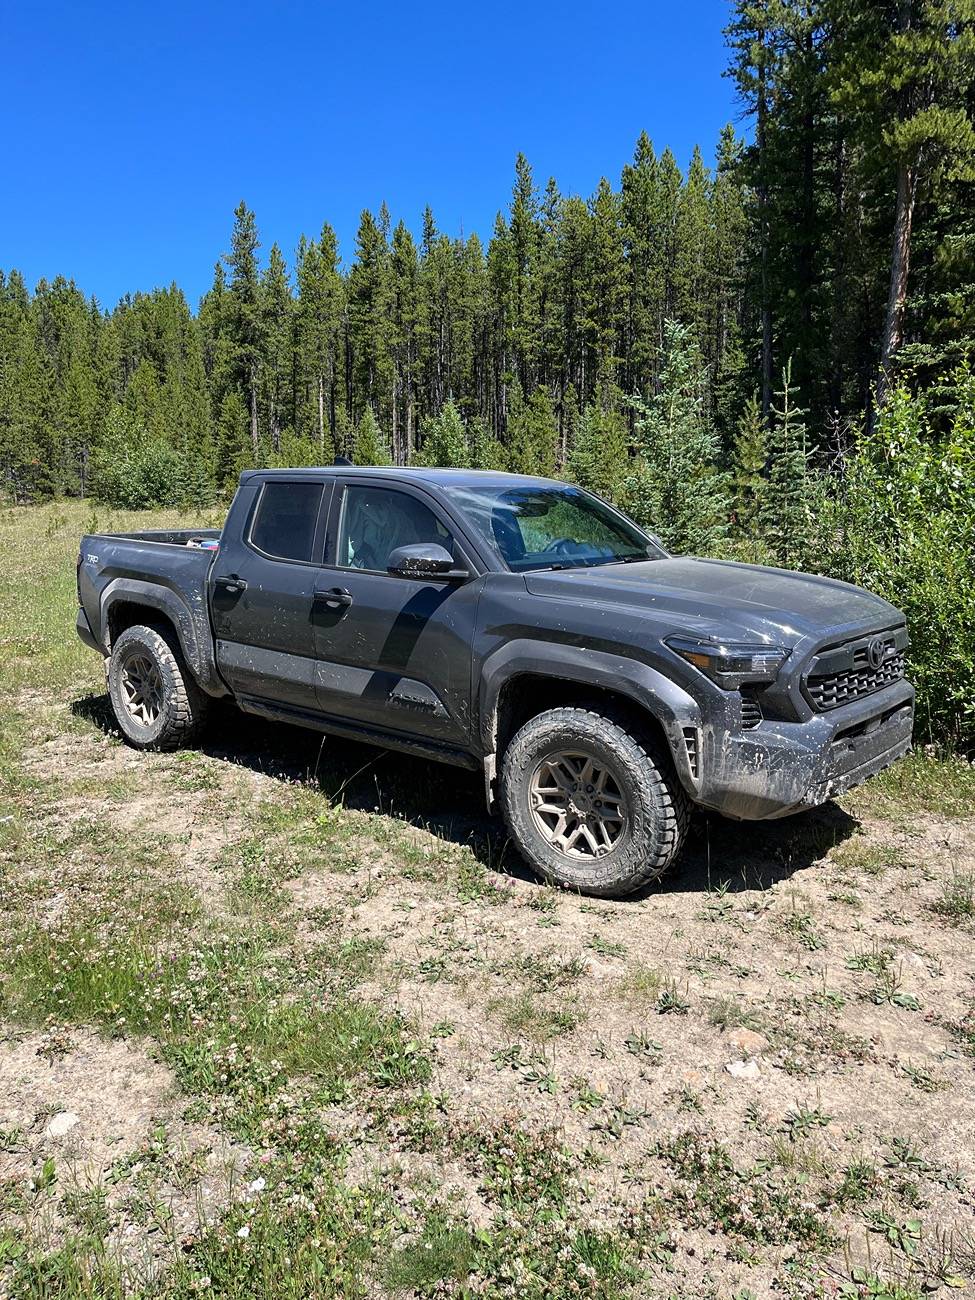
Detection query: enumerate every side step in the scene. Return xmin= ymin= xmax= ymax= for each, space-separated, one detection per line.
xmin=236 ymin=694 xmax=481 ymax=771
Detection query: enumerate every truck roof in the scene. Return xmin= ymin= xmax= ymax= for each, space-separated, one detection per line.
xmin=238 ymin=466 xmax=566 ymax=491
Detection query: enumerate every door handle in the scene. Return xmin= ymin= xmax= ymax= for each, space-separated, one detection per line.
xmin=314 ymin=586 xmax=353 ymax=609
xmin=214 ymin=574 xmax=247 ymax=595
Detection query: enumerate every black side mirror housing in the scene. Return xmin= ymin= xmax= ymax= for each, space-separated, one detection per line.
xmin=386 ymin=542 xmax=466 ymax=580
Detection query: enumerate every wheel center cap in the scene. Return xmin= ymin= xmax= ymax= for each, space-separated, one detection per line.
xmin=571 ymin=794 xmax=592 ymax=816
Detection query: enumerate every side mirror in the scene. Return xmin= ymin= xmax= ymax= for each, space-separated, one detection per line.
xmin=386 ymin=542 xmax=466 ymax=580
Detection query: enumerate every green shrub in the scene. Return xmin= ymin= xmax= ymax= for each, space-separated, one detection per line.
xmin=414 ymin=400 xmax=468 ymax=467
xmin=90 ymin=406 xmax=186 ymax=509
xmin=823 ymin=375 xmax=975 ymax=748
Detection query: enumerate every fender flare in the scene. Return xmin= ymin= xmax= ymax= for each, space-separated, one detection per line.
xmin=478 ymin=639 xmax=703 ymax=794
xmin=99 ymin=578 xmax=227 ymax=696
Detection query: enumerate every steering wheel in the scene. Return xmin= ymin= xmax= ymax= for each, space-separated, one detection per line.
xmin=542 ymin=538 xmax=579 ymax=555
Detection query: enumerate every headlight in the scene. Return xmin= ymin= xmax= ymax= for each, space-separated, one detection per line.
xmin=665 ymin=635 xmax=788 ymax=689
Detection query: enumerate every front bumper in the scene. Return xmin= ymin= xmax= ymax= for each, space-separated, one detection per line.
xmin=694 ymin=679 xmax=914 ymax=820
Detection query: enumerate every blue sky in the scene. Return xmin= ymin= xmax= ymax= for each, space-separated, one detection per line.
xmin=2 ymin=1 xmax=739 ymax=309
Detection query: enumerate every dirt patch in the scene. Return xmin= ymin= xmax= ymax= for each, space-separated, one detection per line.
xmin=283 ymin=795 xmax=975 ymax=1282
xmin=0 ymin=1028 xmax=247 ymax=1269
xmin=15 ymin=701 xmax=284 ymax=915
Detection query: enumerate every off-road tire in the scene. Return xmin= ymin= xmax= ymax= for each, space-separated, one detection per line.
xmin=500 ymin=705 xmax=690 ymax=898
xmin=108 ymin=623 xmax=209 ymax=751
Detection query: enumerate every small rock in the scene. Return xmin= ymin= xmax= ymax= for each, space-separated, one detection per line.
xmin=725 ymin=1059 xmax=761 ymax=1080
xmin=727 ymin=1028 xmax=768 ymax=1058
xmin=44 ymin=1111 xmax=79 ymax=1139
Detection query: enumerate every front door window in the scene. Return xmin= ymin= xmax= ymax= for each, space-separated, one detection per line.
xmin=337 ymin=485 xmax=453 ymax=572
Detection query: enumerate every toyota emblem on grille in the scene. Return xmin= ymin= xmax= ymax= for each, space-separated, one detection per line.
xmin=867 ymin=636 xmax=889 ymax=670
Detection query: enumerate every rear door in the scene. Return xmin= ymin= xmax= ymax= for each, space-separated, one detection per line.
xmin=312 ymin=479 xmax=482 ymax=746
xmin=211 ymin=478 xmax=330 ymax=709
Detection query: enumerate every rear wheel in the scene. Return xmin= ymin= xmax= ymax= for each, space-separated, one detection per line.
xmin=500 ymin=705 xmax=689 ymax=898
xmin=108 ymin=624 xmax=209 ymax=751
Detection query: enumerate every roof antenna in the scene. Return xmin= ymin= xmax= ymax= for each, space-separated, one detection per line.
xmin=333 ymin=455 xmax=353 ymax=466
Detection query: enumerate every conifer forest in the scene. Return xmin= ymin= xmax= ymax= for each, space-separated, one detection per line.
xmin=2 ymin=0 xmax=974 ymax=745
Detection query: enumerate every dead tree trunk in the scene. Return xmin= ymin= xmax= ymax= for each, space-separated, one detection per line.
xmin=876 ymin=161 xmax=917 ymax=409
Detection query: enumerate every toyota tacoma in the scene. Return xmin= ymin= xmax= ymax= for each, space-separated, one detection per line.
xmin=76 ymin=467 xmax=914 ymax=897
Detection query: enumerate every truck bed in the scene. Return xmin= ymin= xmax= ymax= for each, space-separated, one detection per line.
xmin=91 ymin=528 xmax=222 ymax=548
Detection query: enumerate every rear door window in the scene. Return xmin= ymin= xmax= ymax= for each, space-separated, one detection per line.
xmin=249 ymin=482 xmax=324 ymax=562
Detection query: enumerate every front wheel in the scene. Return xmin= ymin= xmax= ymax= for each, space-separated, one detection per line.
xmin=108 ymin=624 xmax=209 ymax=751
xmin=500 ymin=706 xmax=690 ymax=898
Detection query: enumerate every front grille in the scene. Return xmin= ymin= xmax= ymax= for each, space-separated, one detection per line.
xmin=806 ymin=628 xmax=907 ymax=711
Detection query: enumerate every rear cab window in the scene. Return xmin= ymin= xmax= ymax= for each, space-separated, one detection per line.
xmin=249 ymin=481 xmax=325 ymax=562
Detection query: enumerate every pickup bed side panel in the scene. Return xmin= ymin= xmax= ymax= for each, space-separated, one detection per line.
xmin=79 ymin=538 xmax=228 ymax=697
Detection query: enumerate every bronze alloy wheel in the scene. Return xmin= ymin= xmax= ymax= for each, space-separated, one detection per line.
xmin=119 ymin=650 xmax=165 ymax=727
xmin=528 ymin=749 xmax=628 ymax=860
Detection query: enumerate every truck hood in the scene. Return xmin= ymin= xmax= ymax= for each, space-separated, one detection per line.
xmin=523 ymin=557 xmax=903 ymax=645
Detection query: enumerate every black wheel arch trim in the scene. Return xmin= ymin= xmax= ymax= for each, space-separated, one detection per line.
xmin=478 ymin=639 xmax=703 ymax=795
xmin=100 ymin=578 xmax=229 ymax=697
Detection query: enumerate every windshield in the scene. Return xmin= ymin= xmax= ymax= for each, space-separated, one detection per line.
xmin=442 ymin=483 xmax=666 ymax=572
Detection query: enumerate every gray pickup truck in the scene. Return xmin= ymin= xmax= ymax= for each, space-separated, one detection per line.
xmin=76 ymin=466 xmax=914 ymax=897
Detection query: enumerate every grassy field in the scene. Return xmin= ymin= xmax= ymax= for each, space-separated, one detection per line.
xmin=1 ymin=500 xmax=974 ymax=1300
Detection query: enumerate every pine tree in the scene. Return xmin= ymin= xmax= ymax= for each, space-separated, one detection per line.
xmin=5 ymin=315 xmax=53 ymax=499
xmin=354 ymin=406 xmax=392 ymax=465
xmin=509 ymin=154 xmax=543 ymax=392
xmin=553 ymin=196 xmax=593 ymax=403
xmin=711 ymin=124 xmax=749 ymax=441
xmin=625 ymin=320 xmax=729 ymax=552
xmin=347 ymin=210 xmax=394 ymax=420
xmin=215 ymin=390 xmax=251 ymax=489
xmin=725 ymin=1 xmax=779 ymax=420
xmin=390 ymin=220 xmax=420 ymax=463
xmin=761 ymin=362 xmax=816 ymax=567
xmin=509 ymin=386 xmax=558 ymax=476
xmin=567 ymin=401 xmax=628 ymax=501
xmin=558 ymin=381 xmax=580 ymax=468
xmin=469 ymin=416 xmax=508 ymax=470
xmin=333 ymin=407 xmax=354 ymax=461
xmin=225 ymin=202 xmax=262 ymax=458
xmin=295 ymin=224 xmax=342 ymax=456
xmin=656 ymin=149 xmax=686 ymax=333
xmin=259 ymin=243 xmax=293 ymax=453
xmin=675 ymin=146 xmax=714 ymax=360
xmin=62 ymin=358 xmax=99 ymax=496
xmin=731 ymin=392 xmax=768 ymax=537
xmin=829 ymin=0 xmax=975 ymax=405
xmin=621 ymin=132 xmax=661 ymax=400
xmin=586 ymin=178 xmax=626 ymax=391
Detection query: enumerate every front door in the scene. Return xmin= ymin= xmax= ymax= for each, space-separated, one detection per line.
xmin=212 ymin=478 xmax=329 ymax=709
xmin=312 ymin=481 xmax=481 ymax=746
